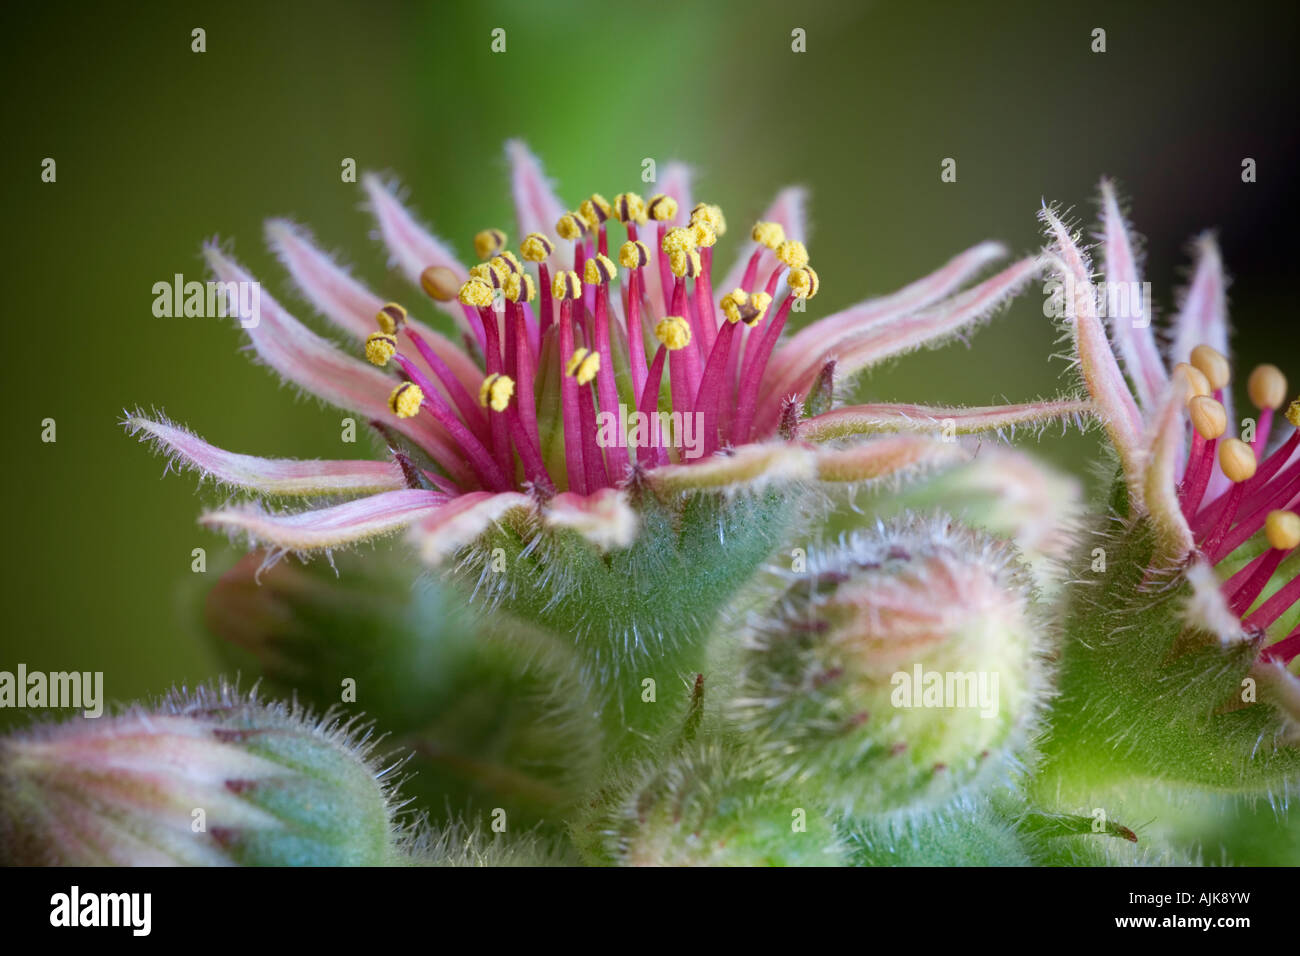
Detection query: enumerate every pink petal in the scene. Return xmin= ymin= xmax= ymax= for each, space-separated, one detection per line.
xmin=361 ymin=173 xmax=472 ymax=331
xmin=506 ymin=140 xmax=567 ymax=272
xmin=814 ymin=435 xmax=969 ymax=483
xmin=408 ymin=490 xmax=532 ymax=565
xmin=544 ymin=488 xmax=637 ymax=551
xmin=1169 ymin=234 xmax=1231 ymax=369
xmin=1099 ymin=180 xmax=1167 ymax=409
xmin=1142 ymin=373 xmax=1196 ymax=564
xmin=203 ymin=245 xmax=476 ymax=488
xmin=1170 ymin=235 xmax=1234 ymax=503
xmin=1040 ymin=206 xmax=1145 ymax=493
xmin=202 ymin=489 xmax=448 ymax=552
xmin=799 ymin=398 xmax=1093 ymax=442
xmin=265 ymin=219 xmax=482 ymax=392
xmin=125 ymin=413 xmax=404 ymax=496
xmin=758 ymin=256 xmax=1038 ymax=434
xmin=648 ymin=442 xmax=816 ymax=494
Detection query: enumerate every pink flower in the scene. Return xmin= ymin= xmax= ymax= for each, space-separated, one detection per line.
xmin=128 ymin=142 xmax=1087 ymax=565
xmin=1041 ymin=182 xmax=1300 ymax=673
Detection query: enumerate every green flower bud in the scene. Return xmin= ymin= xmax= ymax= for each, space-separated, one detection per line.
xmin=733 ymin=516 xmax=1047 ymax=815
xmin=575 ymin=743 xmax=848 ymax=867
xmin=0 ymin=683 xmax=408 ymax=866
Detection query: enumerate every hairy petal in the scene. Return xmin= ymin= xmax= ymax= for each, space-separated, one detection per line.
xmin=1040 ymin=206 xmax=1145 ymax=500
xmin=1100 ymin=180 xmax=1166 ymax=408
xmin=265 ymin=219 xmax=482 ymax=392
xmin=799 ymin=397 xmax=1093 ymax=442
xmin=361 ymin=173 xmax=472 ymax=332
xmin=544 ymin=488 xmax=638 ymax=551
xmin=647 ymin=442 xmax=815 ymax=494
xmin=203 ymin=245 xmax=475 ymax=487
xmin=408 ymin=490 xmax=532 ymax=566
xmin=125 ymin=414 xmax=404 ymax=496
xmin=506 ymin=139 xmax=567 ymax=272
xmin=201 ymin=489 xmax=448 ymax=552
xmin=759 ymin=256 xmax=1037 ymax=434
xmin=813 ymin=435 xmax=970 ymax=482
xmin=1141 ymin=373 xmax=1196 ymax=564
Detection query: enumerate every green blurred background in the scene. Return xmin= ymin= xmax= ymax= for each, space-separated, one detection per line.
xmin=1 ymin=0 xmax=1296 ymax=725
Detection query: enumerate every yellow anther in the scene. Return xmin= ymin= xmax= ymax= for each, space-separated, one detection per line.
xmin=580 ymin=194 xmax=612 ymax=226
xmin=420 ymin=266 xmax=460 ymax=302
xmin=1288 ymin=399 xmax=1300 ymax=429
xmin=720 ymin=289 xmax=748 ymax=324
xmin=565 ymin=348 xmax=600 ymax=385
xmin=469 ymin=261 xmax=504 ymax=288
xmin=1190 ymin=344 xmax=1230 ymax=391
xmin=584 ymin=253 xmax=618 ymax=286
xmin=551 ymin=270 xmax=583 ymax=301
xmin=458 ymin=277 xmax=495 ymax=308
xmin=646 ymin=194 xmax=678 ymax=222
xmin=613 ymin=192 xmax=646 ymax=224
xmin=365 ymin=332 xmax=398 ymax=366
xmin=691 ymin=220 xmax=717 ymax=248
xmin=478 ymin=373 xmax=515 ymax=412
xmin=1188 ymin=396 xmax=1227 ymax=440
xmin=1248 ymin=364 xmax=1288 ymax=411
xmin=1219 ymin=438 xmax=1257 ymax=483
xmin=474 ymin=228 xmax=507 ymax=261
xmin=690 ymin=202 xmax=726 ymax=236
xmin=661 ymin=226 xmax=696 ymax=256
xmin=751 ymin=221 xmax=785 ymax=250
xmin=670 ymin=248 xmax=702 ymax=278
xmin=388 ymin=382 xmax=424 ymax=419
xmin=520 ymin=232 xmax=555 ymax=262
xmin=776 ymin=239 xmax=809 ymax=270
xmin=375 ymin=302 xmax=406 ymax=335
xmin=619 ymin=239 xmax=650 ymax=269
xmin=505 ymin=272 xmax=536 ymax=303
xmin=655 ymin=316 xmax=692 ymax=351
xmin=1173 ymin=362 xmax=1212 ymax=399
xmin=788 ymin=266 xmax=820 ymax=299
xmin=746 ymin=292 xmax=773 ymax=326
xmin=556 ymin=212 xmax=587 ymax=241
xmin=1266 ymin=510 xmax=1300 ymax=550
xmin=492 ymin=251 xmax=522 ymax=275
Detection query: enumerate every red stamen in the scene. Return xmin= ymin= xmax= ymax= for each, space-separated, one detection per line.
xmin=637 ymin=345 xmax=669 ymax=467
xmin=1179 ymin=433 xmax=1217 ymax=520
xmin=731 ymin=293 xmax=796 ymax=444
xmin=1252 ymin=406 xmax=1275 ymax=457
xmin=1199 ymin=481 xmax=1246 ymax=561
xmin=741 ymin=248 xmax=762 ymax=292
xmin=695 ymin=246 xmax=718 ymax=357
xmin=1243 ymin=573 xmax=1300 ymax=633
xmin=411 ymin=379 xmax=509 ymax=491
xmin=1225 ymin=547 xmax=1289 ymax=616
xmin=538 ymin=263 xmax=554 ymax=338
xmin=1210 ymin=473 xmax=1300 ymax=562
xmin=625 ymin=268 xmax=649 ymax=410
xmin=655 ymin=224 xmax=673 ymax=316
xmin=403 ymin=326 xmax=488 ymax=439
xmin=667 ymin=278 xmax=703 ymax=414
xmin=577 ymin=382 xmax=609 ymax=490
xmin=692 ymin=321 xmax=738 ymax=456
xmin=477 ymin=305 xmax=513 ymax=473
xmin=593 ymin=284 xmax=630 ymax=481
xmin=557 ymin=299 xmax=588 ymax=494
xmin=1260 ymin=627 xmax=1300 ymax=664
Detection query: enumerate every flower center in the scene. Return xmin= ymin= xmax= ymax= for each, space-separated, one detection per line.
xmin=359 ymin=192 xmax=819 ymax=498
